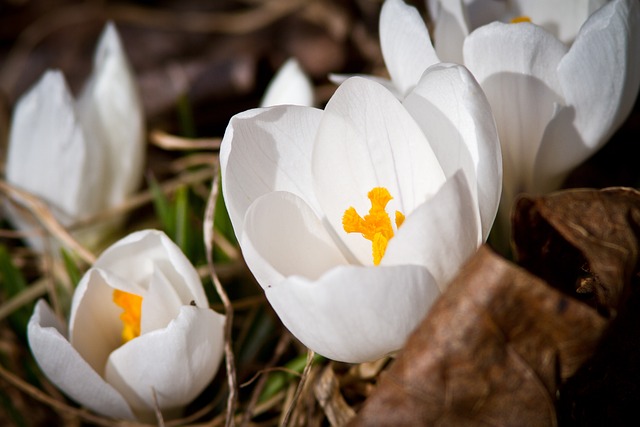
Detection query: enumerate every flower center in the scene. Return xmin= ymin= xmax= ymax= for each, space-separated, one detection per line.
xmin=510 ymin=16 xmax=531 ymax=24
xmin=113 ymin=289 xmax=142 ymax=343
xmin=342 ymin=187 xmax=405 ymax=266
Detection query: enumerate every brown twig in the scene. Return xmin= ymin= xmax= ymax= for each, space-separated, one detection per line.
xmin=0 ymin=180 xmax=96 ymax=264
xmin=69 ymin=167 xmax=215 ymax=231
xmin=281 ymin=350 xmax=316 ymax=426
xmin=0 ymin=279 xmax=47 ymax=322
xmin=150 ymin=130 xmax=221 ymax=151
xmin=204 ymin=163 xmax=237 ymax=427
xmin=240 ymin=333 xmax=293 ymax=426
xmin=106 ymin=0 xmax=307 ymax=34
xmin=0 ymin=2 xmax=102 ymax=98
xmin=0 ymin=0 xmax=308 ymax=99
xmin=0 ymin=363 xmax=147 ymax=427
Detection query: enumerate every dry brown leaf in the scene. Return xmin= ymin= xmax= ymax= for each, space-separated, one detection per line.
xmin=512 ymin=188 xmax=640 ymax=425
xmin=352 ymin=187 xmax=640 ymax=425
xmin=314 ymin=364 xmax=355 ymax=427
xmin=513 ymin=187 xmax=640 ymax=316
xmin=351 ymin=246 xmax=607 ymax=426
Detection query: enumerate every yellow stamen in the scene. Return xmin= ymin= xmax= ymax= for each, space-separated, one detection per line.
xmin=342 ymin=187 xmax=404 ymax=265
xmin=510 ymin=16 xmax=531 ymax=24
xmin=113 ymin=289 xmax=142 ymax=343
xmin=395 ymin=211 xmax=405 ymax=228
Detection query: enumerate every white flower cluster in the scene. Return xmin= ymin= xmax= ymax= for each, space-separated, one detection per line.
xmin=5 ymin=0 xmax=638 ymax=420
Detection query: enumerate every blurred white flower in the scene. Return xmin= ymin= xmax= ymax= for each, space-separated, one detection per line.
xmin=462 ymin=0 xmax=640 ymax=218
xmin=5 ymin=22 xmax=145 ymax=249
xmin=221 ymin=66 xmax=501 ymax=363
xmin=260 ymin=58 xmax=314 ymax=107
xmin=427 ymin=0 xmax=608 ymax=64
xmin=28 ymin=229 xmax=225 ymax=421
xmin=424 ymin=0 xmax=640 ymax=223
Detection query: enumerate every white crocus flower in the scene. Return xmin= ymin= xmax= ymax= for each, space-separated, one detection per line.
xmin=462 ymin=0 xmax=640 ymax=221
xmin=427 ymin=0 xmax=608 ymax=64
xmin=221 ymin=68 xmax=501 ymax=363
xmin=260 ymin=58 xmax=314 ymax=107
xmin=385 ymin=0 xmax=640 ymax=231
xmin=27 ymin=230 xmax=225 ymax=421
xmin=5 ymin=22 xmax=145 ymax=249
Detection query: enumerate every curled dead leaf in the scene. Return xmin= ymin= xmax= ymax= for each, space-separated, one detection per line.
xmin=352 ymin=187 xmax=640 ymax=425
xmin=513 ymin=187 xmax=640 ymax=316
xmin=513 ymin=188 xmax=640 ymax=425
xmin=351 ymin=246 xmax=606 ymax=426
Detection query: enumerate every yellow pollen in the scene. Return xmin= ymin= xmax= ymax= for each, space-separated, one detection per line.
xmin=113 ymin=289 xmax=142 ymax=343
xmin=510 ymin=16 xmax=531 ymax=24
xmin=342 ymin=187 xmax=405 ymax=266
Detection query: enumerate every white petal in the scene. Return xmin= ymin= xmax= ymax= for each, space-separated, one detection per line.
xmin=220 ymin=105 xmax=324 ymax=238
xmin=463 ymin=22 xmax=568 ymax=194
xmin=260 ymin=58 xmax=314 ymax=107
xmin=140 ymin=267 xmax=183 ymax=334
xmin=313 ymin=77 xmax=446 ymax=265
xmin=76 ymin=22 xmax=145 ymax=208
xmin=28 ymin=300 xmax=135 ymax=420
xmin=555 ymin=0 xmax=640 ymax=154
xmin=240 ymin=191 xmax=349 ymax=288
xmin=6 ymin=70 xmax=103 ymax=223
xmin=432 ymin=0 xmax=469 ymax=64
xmin=379 ymin=0 xmax=440 ymax=95
xmin=382 ymin=170 xmax=481 ymax=290
xmin=404 ymin=63 xmax=501 ymax=239
xmin=68 ymin=269 xmax=127 ymax=376
xmin=93 ymin=230 xmax=207 ymax=307
xmin=328 ymin=73 xmax=402 ymax=99
xmin=265 ymin=264 xmax=440 ymax=363
xmin=463 ymin=0 xmax=509 ymax=29
xmin=105 ymin=306 xmax=225 ymax=421
xmin=513 ymin=0 xmax=606 ymax=43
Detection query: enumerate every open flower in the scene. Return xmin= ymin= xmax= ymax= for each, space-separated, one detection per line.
xmin=5 ymin=22 xmax=145 ymax=250
xmin=221 ymin=67 xmax=501 ymax=363
xmin=427 ymin=0 xmax=608 ymax=64
xmin=27 ymin=230 xmax=225 ymax=421
xmin=422 ymin=0 xmax=640 ymax=224
xmin=260 ymin=58 xmax=314 ymax=107
xmin=462 ymin=0 xmax=640 ymax=218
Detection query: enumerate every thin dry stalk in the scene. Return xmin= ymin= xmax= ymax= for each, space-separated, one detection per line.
xmin=0 ymin=0 xmax=308 ymax=97
xmin=240 ymin=333 xmax=293 ymax=427
xmin=170 ymin=154 xmax=219 ymax=172
xmin=0 ymin=180 xmax=96 ymax=264
xmin=0 ymin=2 xmax=101 ymax=97
xmin=206 ymin=390 xmax=287 ymax=427
xmin=151 ymin=388 xmax=166 ymax=427
xmin=106 ymin=0 xmax=307 ymax=34
xmin=150 ymin=130 xmax=221 ymax=151
xmin=281 ymin=350 xmax=316 ymax=427
xmin=0 ymin=363 xmax=147 ymax=427
xmin=0 ymin=279 xmax=46 ymax=322
xmin=70 ymin=167 xmax=215 ymax=231
xmin=204 ymin=165 xmax=237 ymax=427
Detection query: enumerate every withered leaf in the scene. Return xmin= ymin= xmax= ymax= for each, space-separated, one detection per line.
xmin=513 ymin=187 xmax=640 ymax=316
xmin=512 ymin=188 xmax=640 ymax=425
xmin=350 ymin=246 xmax=606 ymax=427
xmin=314 ymin=364 xmax=356 ymax=427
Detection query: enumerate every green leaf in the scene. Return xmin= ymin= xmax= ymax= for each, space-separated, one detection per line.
xmin=177 ymin=93 xmax=197 ymax=138
xmin=259 ymin=353 xmax=323 ymax=402
xmin=60 ymin=248 xmax=82 ymax=286
xmin=174 ymin=185 xmax=189 ymax=252
xmin=215 ymin=181 xmax=236 ymax=245
xmin=0 ymin=245 xmax=32 ymax=338
xmin=148 ymin=174 xmax=176 ymax=236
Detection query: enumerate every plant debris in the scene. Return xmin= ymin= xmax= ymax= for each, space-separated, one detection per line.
xmin=352 ymin=187 xmax=640 ymax=426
